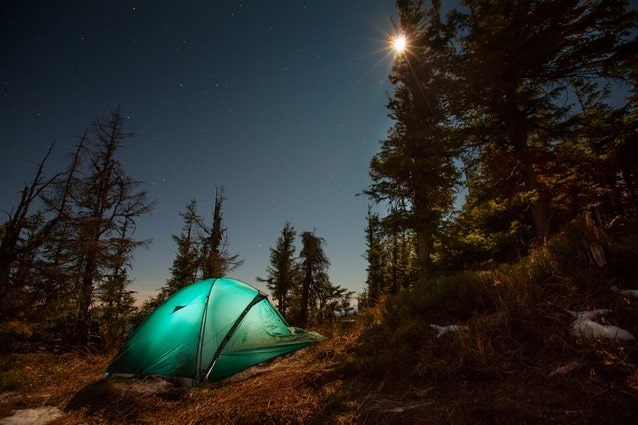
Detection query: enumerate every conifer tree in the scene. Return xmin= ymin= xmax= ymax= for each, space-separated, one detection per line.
xmin=1 ymin=110 xmax=153 ymax=347
xmin=95 ymin=217 xmax=139 ymax=349
xmin=200 ymin=187 xmax=243 ymax=278
xmin=162 ymin=199 xmax=202 ymax=297
xmin=367 ymin=0 xmax=459 ymax=285
xmin=258 ymin=221 xmax=298 ymax=319
xmin=65 ymin=109 xmax=153 ymax=345
xmin=0 ymin=144 xmax=71 ymax=323
xmin=457 ymin=0 xmax=637 ymax=242
xmin=364 ymin=206 xmax=385 ymax=303
xmin=298 ymin=230 xmax=330 ymax=327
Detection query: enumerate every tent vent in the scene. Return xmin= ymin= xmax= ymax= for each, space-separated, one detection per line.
xmin=172 ymin=305 xmax=186 ymax=313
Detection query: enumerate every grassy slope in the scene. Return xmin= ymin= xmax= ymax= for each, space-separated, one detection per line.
xmin=1 ymin=215 xmax=638 ymax=424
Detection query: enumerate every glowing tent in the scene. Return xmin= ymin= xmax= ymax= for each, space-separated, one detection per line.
xmin=104 ymin=277 xmax=324 ymax=385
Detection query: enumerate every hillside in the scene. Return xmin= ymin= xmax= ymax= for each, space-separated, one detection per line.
xmin=1 ymin=215 xmax=638 ymax=424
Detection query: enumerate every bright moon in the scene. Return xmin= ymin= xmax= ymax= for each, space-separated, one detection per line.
xmin=393 ymin=35 xmax=407 ymax=53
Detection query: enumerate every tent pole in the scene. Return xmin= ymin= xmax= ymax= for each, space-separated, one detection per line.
xmin=195 ymin=278 xmax=217 ymax=382
xmin=203 ymin=293 xmax=265 ymax=382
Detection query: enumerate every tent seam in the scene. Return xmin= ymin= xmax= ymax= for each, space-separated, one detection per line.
xmin=195 ymin=278 xmax=217 ymax=382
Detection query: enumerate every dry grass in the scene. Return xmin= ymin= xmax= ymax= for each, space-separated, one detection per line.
xmin=0 ymin=329 xmax=366 ymax=425
xmin=1 ymin=312 xmax=638 ymax=424
xmin=2 ymin=216 xmax=638 ymax=424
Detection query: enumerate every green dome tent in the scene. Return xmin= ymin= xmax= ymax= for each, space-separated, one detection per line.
xmin=105 ymin=277 xmax=324 ymax=386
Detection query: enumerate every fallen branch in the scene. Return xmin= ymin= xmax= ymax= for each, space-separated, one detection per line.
xmin=549 ymin=360 xmax=585 ymax=377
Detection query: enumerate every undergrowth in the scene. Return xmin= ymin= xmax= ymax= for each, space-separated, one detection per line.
xmin=341 ymin=214 xmax=638 ymax=423
xmin=1 ymin=214 xmax=638 ymax=424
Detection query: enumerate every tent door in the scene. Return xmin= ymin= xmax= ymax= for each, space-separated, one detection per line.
xmin=202 ymin=293 xmax=266 ymax=382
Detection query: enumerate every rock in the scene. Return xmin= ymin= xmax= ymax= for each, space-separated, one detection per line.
xmin=0 ymin=406 xmax=63 ymax=425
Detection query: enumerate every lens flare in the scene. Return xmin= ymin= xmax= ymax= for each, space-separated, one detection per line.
xmin=392 ymin=34 xmax=407 ymax=53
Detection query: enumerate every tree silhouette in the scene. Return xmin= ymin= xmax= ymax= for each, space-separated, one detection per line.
xmin=199 ymin=186 xmax=243 ymax=279
xmin=258 ymin=221 xmax=298 ymax=320
xmin=298 ymin=230 xmax=330 ymax=327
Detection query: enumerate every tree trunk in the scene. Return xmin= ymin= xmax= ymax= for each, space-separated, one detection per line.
xmin=415 ymin=228 xmax=431 ymax=285
xmin=299 ymin=266 xmax=311 ymax=328
xmin=76 ymin=256 xmax=96 ymax=346
xmin=516 ymin=133 xmax=549 ymax=243
xmin=508 ymin=100 xmax=549 ymax=243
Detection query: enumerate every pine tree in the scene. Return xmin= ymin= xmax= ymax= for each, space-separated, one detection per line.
xmin=364 ymin=206 xmax=385 ymax=303
xmin=457 ymin=0 xmax=637 ymax=242
xmin=200 ymin=187 xmax=243 ymax=278
xmin=367 ymin=0 xmax=460 ymax=285
xmin=95 ymin=220 xmax=138 ymax=350
xmin=258 ymin=222 xmax=298 ymax=319
xmin=163 ymin=199 xmax=202 ymax=297
xmin=0 ymin=111 xmax=153 ymax=348
xmin=297 ymin=230 xmax=330 ymax=327
xmin=316 ymin=282 xmax=353 ymax=324
xmin=65 ymin=109 xmax=154 ymax=346
xmin=0 ymin=144 xmax=71 ymax=323
xmin=385 ymin=215 xmax=418 ymax=291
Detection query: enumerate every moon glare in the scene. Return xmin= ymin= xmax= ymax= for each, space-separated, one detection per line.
xmin=393 ymin=35 xmax=407 ymax=53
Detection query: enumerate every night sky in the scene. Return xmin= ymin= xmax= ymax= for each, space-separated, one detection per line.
xmin=1 ymin=1 xmax=400 ymax=300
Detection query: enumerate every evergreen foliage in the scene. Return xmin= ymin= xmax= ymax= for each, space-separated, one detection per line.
xmin=258 ymin=221 xmax=298 ymax=319
xmin=150 ymin=188 xmax=244 ymax=308
xmin=2 ymin=0 xmax=636 ymax=358
xmin=0 ymin=109 xmax=154 ymax=349
xmin=364 ymin=207 xmax=385 ymax=303
xmin=366 ymin=0 xmax=461 ymax=286
xmin=164 ymin=199 xmax=201 ymax=295
xmin=260 ymin=225 xmax=352 ymax=326
xmin=365 ymin=0 xmax=637 ymax=285
xmin=199 ymin=187 xmax=243 ymax=279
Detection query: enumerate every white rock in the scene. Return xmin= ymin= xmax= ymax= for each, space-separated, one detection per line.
xmin=0 ymin=407 xmax=64 ymax=425
xmin=612 ymin=286 xmax=638 ymax=299
xmin=566 ymin=309 xmax=611 ymax=321
xmin=567 ymin=309 xmax=636 ymax=342
xmin=430 ymin=324 xmax=469 ymax=338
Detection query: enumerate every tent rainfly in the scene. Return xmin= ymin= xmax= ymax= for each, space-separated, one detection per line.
xmin=104 ymin=277 xmax=325 ymax=385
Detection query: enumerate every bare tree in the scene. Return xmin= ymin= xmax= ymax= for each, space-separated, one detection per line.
xmin=63 ymin=109 xmax=154 ymax=346
xmin=200 ymin=186 xmax=243 ymax=278
xmin=0 ymin=142 xmax=76 ymax=322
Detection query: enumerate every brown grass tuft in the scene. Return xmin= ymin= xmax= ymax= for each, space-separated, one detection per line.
xmin=2 ymin=216 xmax=638 ymax=424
